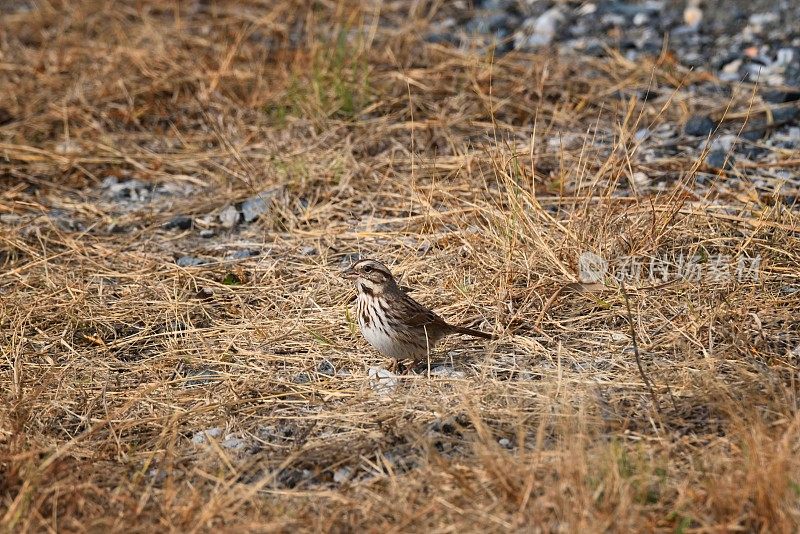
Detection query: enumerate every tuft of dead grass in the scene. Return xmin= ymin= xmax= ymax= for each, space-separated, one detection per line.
xmin=1 ymin=1 xmax=799 ymax=532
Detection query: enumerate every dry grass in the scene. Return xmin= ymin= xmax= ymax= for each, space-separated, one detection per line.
xmin=1 ymin=1 xmax=799 ymax=532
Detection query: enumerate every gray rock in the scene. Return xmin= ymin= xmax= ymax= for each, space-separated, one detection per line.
xmin=498 ymin=437 xmax=512 ymax=449
xmin=147 ymin=468 xmax=166 ymax=483
xmin=466 ymin=13 xmax=515 ymax=35
xmin=601 ymin=13 xmax=626 ymax=27
xmin=424 ymin=32 xmax=459 ymax=45
xmin=241 ymin=188 xmax=282 ymax=222
xmin=184 ymin=368 xmax=220 ymax=387
xmin=705 ymin=150 xmax=733 ymax=170
xmin=196 ymin=287 xmax=214 ymax=300
xmin=219 ymin=205 xmax=240 ymax=228
xmin=515 ymin=7 xmax=563 ymax=49
xmin=368 ymin=367 xmax=398 ymax=395
xmin=54 ymin=139 xmax=81 ymax=155
xmin=772 ymin=106 xmax=799 ymax=124
xmin=241 ymin=197 xmax=267 ymax=223
xmin=228 ymin=249 xmax=259 ymax=260
xmin=220 ymin=434 xmax=248 ymax=451
xmin=192 ymin=427 xmax=223 ymax=444
xmin=0 ymin=213 xmax=22 ymax=224
xmin=292 ymin=372 xmax=311 ymax=384
xmin=317 ymin=359 xmax=335 ymax=376
xmin=748 ymin=12 xmax=779 ymax=28
xmin=429 ymin=366 xmax=466 ymax=379
xmin=300 ymin=245 xmax=317 ymax=256
xmin=176 ymin=256 xmax=207 ymax=267
xmin=333 ymin=467 xmax=352 ymax=484
xmin=164 ymin=216 xmax=193 ymax=230
xmin=199 ymin=229 xmax=215 ymax=238
xmin=275 ymin=468 xmax=312 ymax=488
xmin=710 ymin=134 xmax=738 ymax=153
xmin=684 ymin=115 xmax=716 ymax=136
xmin=762 ymin=89 xmax=800 ymax=104
xmin=634 ymin=128 xmax=650 ymax=142
xmin=339 ymin=252 xmax=361 ymax=269
xmin=102 ymin=177 xmax=151 ymax=202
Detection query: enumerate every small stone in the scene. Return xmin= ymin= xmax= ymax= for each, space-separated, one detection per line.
xmin=220 ymin=434 xmax=247 ymax=450
xmin=684 ymin=115 xmax=716 ymax=137
xmin=741 ymin=128 xmax=763 ymax=142
xmin=424 ymin=32 xmax=459 ymax=45
xmin=762 ymin=90 xmax=800 ymax=104
xmin=632 ymin=12 xmax=649 ymax=26
xmin=498 ymin=438 xmax=512 ymax=449
xmin=241 ymin=188 xmax=281 ymax=222
xmin=581 ymin=40 xmax=605 ymax=57
xmin=333 ymin=467 xmax=351 ymax=484
xmin=368 ymin=367 xmax=398 ymax=395
xmin=710 ymin=134 xmax=738 ymax=153
xmin=705 ymin=150 xmax=733 ymax=170
xmin=429 ymin=366 xmax=466 ymax=379
xmin=0 ymin=213 xmax=22 ymax=224
xmin=228 ymin=249 xmax=259 ymax=260
xmin=300 ymin=245 xmax=317 ymax=256
xmin=775 ymin=48 xmax=797 ymax=67
xmin=748 ymin=12 xmax=778 ymax=28
xmin=102 ymin=178 xmax=150 ymax=202
xmin=275 ymin=468 xmax=312 ymax=489
xmin=241 ymin=197 xmax=267 ymax=223
xmin=683 ymin=5 xmax=702 ymax=28
xmin=199 ymin=229 xmax=215 ymax=238
xmin=339 ymin=253 xmax=361 ymax=269
xmin=634 ymin=128 xmax=650 ymax=142
xmin=292 ymin=372 xmax=311 ymax=384
xmin=547 ymin=133 xmax=582 ymax=151
xmin=515 ymin=7 xmax=563 ymax=49
xmin=601 ymin=13 xmax=626 ymax=27
xmin=721 ymin=58 xmax=742 ymax=74
xmin=466 ymin=13 xmax=512 ymax=35
xmin=192 ymin=427 xmax=223 ymax=444
xmin=176 ymin=256 xmax=207 ymax=267
xmin=219 ymin=205 xmax=240 ymax=229
xmin=631 ymin=172 xmax=650 ymax=187
xmin=163 ymin=216 xmax=193 ymax=230
xmin=196 ymin=287 xmax=214 ymax=300
xmin=772 ymin=107 xmax=799 ymax=124
xmin=147 ymin=468 xmax=166 ymax=483
xmin=317 ymin=359 xmax=335 ymax=376
xmin=610 ymin=332 xmax=629 ymax=342
xmin=184 ymin=368 xmax=220 ymax=387
xmin=54 ymin=139 xmax=81 ymax=155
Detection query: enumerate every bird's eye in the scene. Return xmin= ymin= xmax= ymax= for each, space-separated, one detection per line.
xmin=362 ymin=265 xmax=373 ymax=273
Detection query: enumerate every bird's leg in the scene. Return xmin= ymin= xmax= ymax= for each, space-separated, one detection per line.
xmin=395 ymin=359 xmax=416 ymax=374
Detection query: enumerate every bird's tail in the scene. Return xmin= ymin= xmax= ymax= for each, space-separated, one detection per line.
xmin=452 ymin=325 xmax=494 ymax=340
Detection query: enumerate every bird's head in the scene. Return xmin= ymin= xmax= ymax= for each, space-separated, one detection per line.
xmin=341 ymin=258 xmax=397 ymax=293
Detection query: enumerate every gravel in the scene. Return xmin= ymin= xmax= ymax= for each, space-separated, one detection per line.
xmin=684 ymin=115 xmax=717 ymax=137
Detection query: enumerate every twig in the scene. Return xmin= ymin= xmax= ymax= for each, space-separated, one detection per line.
xmin=620 ymin=282 xmax=663 ymax=420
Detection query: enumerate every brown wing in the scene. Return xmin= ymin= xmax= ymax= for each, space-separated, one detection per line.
xmin=396 ymin=291 xmax=451 ymax=330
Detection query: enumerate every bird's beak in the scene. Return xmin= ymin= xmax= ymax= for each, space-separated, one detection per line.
xmin=341 ymin=267 xmax=358 ymax=279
